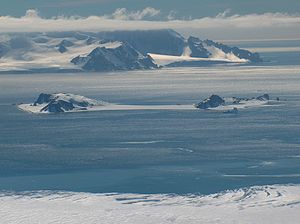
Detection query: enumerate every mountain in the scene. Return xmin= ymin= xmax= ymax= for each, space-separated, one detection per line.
xmin=188 ymin=36 xmax=261 ymax=62
xmin=202 ymin=39 xmax=262 ymax=62
xmin=152 ymin=35 xmax=262 ymax=67
xmin=71 ymin=42 xmax=158 ymax=71
xmin=187 ymin=36 xmax=211 ymax=58
xmin=0 ymin=30 xmax=262 ymax=73
xmin=95 ymin=29 xmax=186 ymax=56
xmin=195 ymin=95 xmax=225 ymax=109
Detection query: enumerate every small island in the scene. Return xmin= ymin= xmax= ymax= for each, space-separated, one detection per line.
xmin=195 ymin=94 xmax=271 ymax=112
xmin=18 ymin=93 xmax=108 ymax=113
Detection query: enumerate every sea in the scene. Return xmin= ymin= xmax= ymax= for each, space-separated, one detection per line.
xmin=0 ymin=39 xmax=300 ymax=223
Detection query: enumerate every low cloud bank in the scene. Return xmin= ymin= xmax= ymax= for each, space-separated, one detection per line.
xmin=0 ymin=9 xmax=300 ymax=40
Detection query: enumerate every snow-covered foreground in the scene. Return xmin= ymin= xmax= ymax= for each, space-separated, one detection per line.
xmin=1 ymin=184 xmax=299 ymax=224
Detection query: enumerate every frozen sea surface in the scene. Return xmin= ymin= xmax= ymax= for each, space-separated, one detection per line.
xmin=0 ymin=64 xmax=300 ymax=194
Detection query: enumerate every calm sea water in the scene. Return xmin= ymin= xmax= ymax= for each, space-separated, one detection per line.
xmin=0 ymin=42 xmax=300 ymax=194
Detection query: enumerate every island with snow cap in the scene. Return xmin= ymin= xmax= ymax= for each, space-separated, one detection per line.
xmin=18 ymin=93 xmax=109 ymax=113
xmin=195 ymin=94 xmax=272 ymax=112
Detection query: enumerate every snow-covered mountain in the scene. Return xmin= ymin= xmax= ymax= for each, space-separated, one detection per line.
xmin=71 ymin=42 xmax=157 ymax=71
xmin=0 ymin=30 xmax=262 ymax=73
xmin=187 ymin=37 xmax=261 ymax=62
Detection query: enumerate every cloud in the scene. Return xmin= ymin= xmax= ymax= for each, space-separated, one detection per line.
xmin=111 ymin=7 xmax=160 ymax=20
xmin=23 ymin=9 xmax=40 ymax=18
xmin=216 ymin=9 xmax=231 ymax=19
xmin=167 ymin=10 xmax=177 ymax=21
xmin=0 ymin=9 xmax=300 ymax=40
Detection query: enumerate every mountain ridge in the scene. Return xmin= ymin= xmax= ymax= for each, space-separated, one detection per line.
xmin=0 ymin=29 xmax=262 ymax=73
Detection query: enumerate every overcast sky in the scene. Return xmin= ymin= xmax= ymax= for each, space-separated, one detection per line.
xmin=0 ymin=0 xmax=300 ymax=40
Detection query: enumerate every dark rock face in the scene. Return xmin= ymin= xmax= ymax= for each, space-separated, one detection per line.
xmin=34 ymin=93 xmax=52 ymax=105
xmin=195 ymin=95 xmax=225 ymax=109
xmin=57 ymin=39 xmax=74 ymax=47
xmin=32 ymin=93 xmax=101 ymax=113
xmin=56 ymin=39 xmax=74 ymax=53
xmin=256 ymin=94 xmax=269 ymax=101
xmin=72 ymin=42 xmax=158 ymax=72
xmin=203 ymin=40 xmax=262 ymax=62
xmin=71 ymin=48 xmax=115 ymax=72
xmin=58 ymin=45 xmax=67 ymax=53
xmin=188 ymin=36 xmax=211 ymax=58
xmin=41 ymin=100 xmax=75 ymax=113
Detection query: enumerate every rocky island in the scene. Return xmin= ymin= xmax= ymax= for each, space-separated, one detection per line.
xmin=195 ymin=94 xmax=271 ymax=112
xmin=18 ymin=93 xmax=108 ymax=113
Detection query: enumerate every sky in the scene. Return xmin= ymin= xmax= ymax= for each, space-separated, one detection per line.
xmin=0 ymin=0 xmax=300 ymax=40
xmin=1 ymin=0 xmax=300 ymax=18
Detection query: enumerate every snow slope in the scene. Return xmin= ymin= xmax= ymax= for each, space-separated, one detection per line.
xmin=1 ymin=184 xmax=299 ymax=224
xmin=149 ymin=53 xmax=247 ymax=67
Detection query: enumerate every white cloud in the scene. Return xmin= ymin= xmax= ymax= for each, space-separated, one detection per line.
xmin=111 ymin=7 xmax=160 ymax=20
xmin=0 ymin=9 xmax=300 ymax=40
xmin=167 ymin=10 xmax=177 ymax=21
xmin=23 ymin=9 xmax=40 ymax=18
xmin=216 ymin=9 xmax=231 ymax=19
